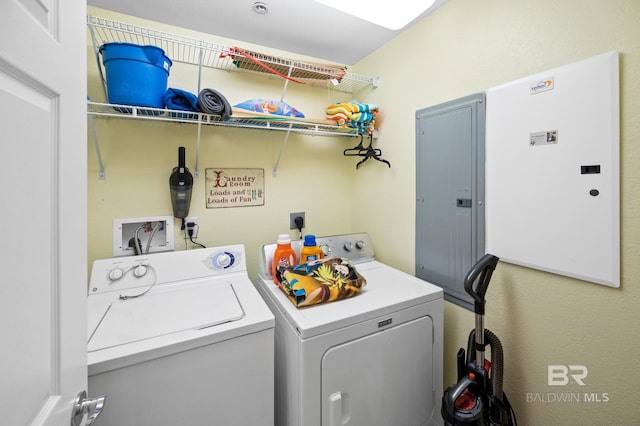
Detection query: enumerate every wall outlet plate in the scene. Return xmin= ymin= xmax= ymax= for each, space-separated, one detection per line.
xmin=183 ymin=216 xmax=199 ymax=239
xmin=289 ymin=212 xmax=305 ymax=230
xmin=113 ymin=216 xmax=175 ymax=257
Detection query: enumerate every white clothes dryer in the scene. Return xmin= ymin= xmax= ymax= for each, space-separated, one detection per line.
xmin=88 ymin=245 xmax=274 ymax=426
xmin=256 ymin=233 xmax=443 ymax=426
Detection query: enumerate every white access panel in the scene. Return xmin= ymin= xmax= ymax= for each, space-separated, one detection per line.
xmin=486 ymin=51 xmax=619 ymax=287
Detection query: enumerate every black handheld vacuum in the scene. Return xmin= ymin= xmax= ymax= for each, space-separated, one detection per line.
xmin=169 ymin=146 xmax=193 ymax=225
xmin=441 ymin=254 xmax=516 ymax=426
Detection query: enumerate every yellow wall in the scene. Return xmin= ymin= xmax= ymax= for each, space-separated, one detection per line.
xmin=354 ymin=0 xmax=640 ymax=424
xmin=88 ymin=1 xmax=640 ymax=424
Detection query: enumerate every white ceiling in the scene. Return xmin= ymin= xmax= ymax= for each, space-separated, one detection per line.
xmin=87 ymin=0 xmax=448 ymax=65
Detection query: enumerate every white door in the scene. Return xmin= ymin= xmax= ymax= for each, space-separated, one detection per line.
xmin=0 ymin=1 xmax=89 ymax=425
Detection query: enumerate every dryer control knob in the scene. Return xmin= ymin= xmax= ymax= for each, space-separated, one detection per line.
xmin=108 ymin=268 xmax=123 ymax=281
xmin=343 ymin=242 xmax=353 ymax=251
xmin=355 ymin=240 xmax=366 ymax=250
xmin=133 ymin=265 xmax=147 ymax=277
xmin=320 ymin=244 xmax=331 ymax=255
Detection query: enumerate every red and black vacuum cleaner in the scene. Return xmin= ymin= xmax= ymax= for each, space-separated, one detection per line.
xmin=441 ymin=254 xmax=517 ymax=426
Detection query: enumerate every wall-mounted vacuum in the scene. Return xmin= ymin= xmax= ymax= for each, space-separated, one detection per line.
xmin=169 ymin=146 xmax=193 ymax=226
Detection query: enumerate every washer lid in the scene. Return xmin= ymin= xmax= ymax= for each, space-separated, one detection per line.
xmin=88 ymin=281 xmax=244 ymax=352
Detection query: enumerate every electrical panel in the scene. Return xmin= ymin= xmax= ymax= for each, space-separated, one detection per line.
xmin=113 ymin=216 xmax=175 ymax=257
xmin=415 ymin=93 xmax=486 ymax=310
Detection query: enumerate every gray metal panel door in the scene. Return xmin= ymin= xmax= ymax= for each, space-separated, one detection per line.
xmin=415 ymin=93 xmax=485 ymax=310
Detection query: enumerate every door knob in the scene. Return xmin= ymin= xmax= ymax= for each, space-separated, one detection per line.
xmin=71 ymin=390 xmax=106 ymax=426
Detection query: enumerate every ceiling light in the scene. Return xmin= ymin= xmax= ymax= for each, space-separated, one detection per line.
xmin=253 ymin=2 xmax=269 ymax=14
xmin=314 ymin=0 xmax=436 ymax=30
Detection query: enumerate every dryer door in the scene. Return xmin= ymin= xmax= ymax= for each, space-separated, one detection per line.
xmin=321 ymin=316 xmax=435 ymax=426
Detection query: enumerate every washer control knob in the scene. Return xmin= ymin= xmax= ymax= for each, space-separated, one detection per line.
xmin=217 ymin=253 xmax=232 ymax=268
xmin=212 ymin=251 xmax=236 ymax=269
xmin=343 ymin=242 xmax=353 ymax=251
xmin=108 ymin=268 xmax=123 ymax=281
xmin=134 ymin=265 xmax=147 ymax=277
xmin=206 ymin=251 xmax=237 ymax=270
xmin=355 ymin=240 xmax=366 ymax=250
xmin=320 ymin=244 xmax=332 ymax=256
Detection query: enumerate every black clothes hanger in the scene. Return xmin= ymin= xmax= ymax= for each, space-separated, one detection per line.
xmin=344 ymin=133 xmax=390 ymax=169
xmin=343 ymin=133 xmax=366 ymax=156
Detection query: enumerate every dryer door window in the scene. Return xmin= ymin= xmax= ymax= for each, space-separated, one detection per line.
xmin=321 ymin=316 xmax=434 ymax=426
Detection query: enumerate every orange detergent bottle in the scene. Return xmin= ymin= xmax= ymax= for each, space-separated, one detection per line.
xmin=271 ymin=234 xmax=297 ymax=285
xmin=299 ymin=234 xmax=324 ymax=264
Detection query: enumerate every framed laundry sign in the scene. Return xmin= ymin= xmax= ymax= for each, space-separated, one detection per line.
xmin=205 ymin=168 xmax=265 ymax=208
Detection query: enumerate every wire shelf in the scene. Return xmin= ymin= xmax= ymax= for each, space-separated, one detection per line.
xmin=87 ymin=15 xmax=378 ymax=94
xmin=86 ymin=15 xmax=374 ymax=178
xmin=87 ymin=101 xmax=360 ymax=137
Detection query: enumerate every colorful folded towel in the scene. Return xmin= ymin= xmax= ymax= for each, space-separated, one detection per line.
xmin=279 ymin=257 xmax=366 ymax=307
xmin=326 ymin=101 xmax=378 ymax=134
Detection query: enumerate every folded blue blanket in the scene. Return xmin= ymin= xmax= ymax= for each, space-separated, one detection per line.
xmin=164 ymin=88 xmax=200 ymax=111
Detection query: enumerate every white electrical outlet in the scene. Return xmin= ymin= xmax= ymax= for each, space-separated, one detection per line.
xmin=183 ymin=216 xmax=199 ymax=240
xmin=113 ymin=216 xmax=175 ymax=257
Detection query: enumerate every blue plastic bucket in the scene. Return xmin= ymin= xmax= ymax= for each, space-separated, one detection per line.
xmin=99 ymin=42 xmax=172 ymax=109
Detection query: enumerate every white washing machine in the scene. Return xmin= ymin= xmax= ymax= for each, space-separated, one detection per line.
xmin=88 ymin=245 xmax=274 ymax=426
xmin=256 ymin=233 xmax=444 ymax=426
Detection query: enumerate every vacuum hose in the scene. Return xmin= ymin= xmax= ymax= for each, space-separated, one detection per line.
xmin=467 ymin=328 xmax=506 ymax=424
